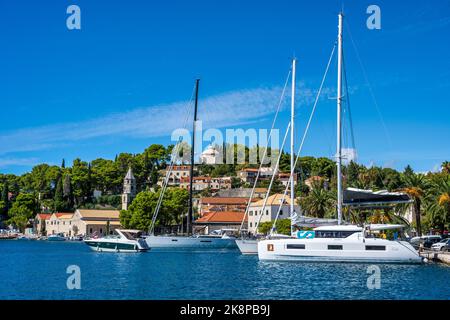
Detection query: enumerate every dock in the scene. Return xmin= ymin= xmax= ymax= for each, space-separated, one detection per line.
xmin=420 ymin=250 xmax=450 ymax=264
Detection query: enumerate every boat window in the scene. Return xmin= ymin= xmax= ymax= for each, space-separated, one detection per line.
xmin=328 ymin=245 xmax=343 ymax=250
xmin=316 ymin=231 xmax=358 ymax=238
xmin=365 ymin=245 xmax=386 ymax=251
xmin=287 ymin=244 xmax=305 ymax=249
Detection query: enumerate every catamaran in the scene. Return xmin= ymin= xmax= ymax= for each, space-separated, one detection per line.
xmin=145 ymin=79 xmax=237 ymax=250
xmin=257 ymin=13 xmax=423 ymax=264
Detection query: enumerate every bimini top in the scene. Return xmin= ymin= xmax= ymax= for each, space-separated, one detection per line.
xmin=343 ymin=188 xmax=412 ymax=207
xmin=313 ymin=225 xmax=363 ymax=232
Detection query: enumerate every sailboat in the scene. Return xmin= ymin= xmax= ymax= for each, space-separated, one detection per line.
xmin=145 ymin=79 xmax=237 ymax=250
xmin=236 ymin=58 xmax=298 ymax=254
xmin=257 ymin=13 xmax=422 ymax=263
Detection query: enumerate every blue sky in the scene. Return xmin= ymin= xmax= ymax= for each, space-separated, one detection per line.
xmin=1 ymin=0 xmax=449 ymax=175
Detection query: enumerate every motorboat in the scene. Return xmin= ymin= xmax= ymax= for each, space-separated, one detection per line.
xmin=47 ymin=233 xmax=66 ymax=241
xmin=84 ymin=229 xmax=149 ymax=253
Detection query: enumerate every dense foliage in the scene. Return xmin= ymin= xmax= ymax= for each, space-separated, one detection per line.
xmin=0 ymin=142 xmax=448 ymax=235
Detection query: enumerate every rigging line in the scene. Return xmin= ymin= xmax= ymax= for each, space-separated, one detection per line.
xmin=149 ymin=85 xmax=196 ymax=234
xmin=342 ymin=51 xmax=356 ymax=152
xmin=238 ymin=69 xmax=292 ymax=233
xmin=269 ymin=42 xmax=336 ymax=235
xmin=345 ymin=19 xmax=393 ymax=149
xmin=254 ymin=122 xmax=291 ymax=232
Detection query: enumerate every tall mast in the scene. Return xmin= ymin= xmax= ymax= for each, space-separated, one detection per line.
xmin=290 ymin=58 xmax=296 ymax=232
xmin=187 ymin=79 xmax=199 ymax=235
xmin=336 ymin=13 xmax=343 ymax=225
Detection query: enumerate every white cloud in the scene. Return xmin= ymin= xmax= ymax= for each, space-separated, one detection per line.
xmin=0 ymin=157 xmax=40 ymax=168
xmin=0 ymin=83 xmax=329 ymax=156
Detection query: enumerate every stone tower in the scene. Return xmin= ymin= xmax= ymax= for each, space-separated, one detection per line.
xmin=121 ymin=167 xmax=136 ymax=210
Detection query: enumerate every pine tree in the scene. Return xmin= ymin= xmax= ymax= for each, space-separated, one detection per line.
xmin=61 ymin=158 xmax=65 ymax=169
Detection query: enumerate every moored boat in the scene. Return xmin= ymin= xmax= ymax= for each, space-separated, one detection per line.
xmin=258 ymin=224 xmax=422 ymax=263
xmin=84 ymin=229 xmax=149 ymax=253
xmin=47 ymin=233 xmax=66 ymax=241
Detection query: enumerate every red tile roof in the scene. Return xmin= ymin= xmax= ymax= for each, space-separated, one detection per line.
xmin=195 ymin=211 xmax=246 ymax=224
xmin=36 ymin=213 xmax=52 ymax=220
xmin=201 ymin=197 xmax=257 ymax=205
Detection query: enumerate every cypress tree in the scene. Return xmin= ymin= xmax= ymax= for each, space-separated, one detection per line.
xmin=1 ymin=180 xmax=9 ymax=219
xmin=54 ymin=176 xmax=64 ymax=211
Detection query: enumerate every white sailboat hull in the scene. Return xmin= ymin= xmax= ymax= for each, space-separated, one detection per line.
xmin=236 ymin=239 xmax=258 ymax=255
xmin=258 ymin=237 xmax=423 ymax=264
xmin=145 ymin=235 xmax=238 ymax=250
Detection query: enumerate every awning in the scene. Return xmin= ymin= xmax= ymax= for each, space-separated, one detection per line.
xmin=343 ymin=188 xmax=412 ymax=208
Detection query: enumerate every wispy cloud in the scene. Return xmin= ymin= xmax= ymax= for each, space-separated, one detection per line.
xmin=0 ymin=157 xmax=40 ymax=168
xmin=0 ymin=83 xmax=329 ymax=156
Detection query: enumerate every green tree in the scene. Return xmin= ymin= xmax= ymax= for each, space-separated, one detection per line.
xmin=299 ymin=181 xmax=335 ymax=218
xmin=54 ymin=175 xmax=65 ymax=211
xmin=257 ymin=219 xmax=291 ymax=235
xmin=7 ymin=193 xmax=37 ymax=232
xmin=402 ymin=172 xmax=427 ymax=236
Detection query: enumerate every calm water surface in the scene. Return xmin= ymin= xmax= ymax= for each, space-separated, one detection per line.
xmin=0 ymin=240 xmax=449 ymax=300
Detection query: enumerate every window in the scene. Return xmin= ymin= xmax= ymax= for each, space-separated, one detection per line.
xmin=266 ymin=210 xmax=269 ymax=215
xmin=89 ymin=228 xmax=93 ymax=234
xmin=249 ymin=211 xmax=253 ymax=216
xmin=287 ymin=244 xmax=305 ymax=249
xmin=328 ymin=245 xmax=343 ymax=250
xmin=365 ymin=245 xmax=386 ymax=251
xmin=100 ymin=228 xmax=103 ymax=234
xmin=249 ymin=222 xmax=252 ymax=227
xmin=280 ymin=210 xmax=283 ymax=216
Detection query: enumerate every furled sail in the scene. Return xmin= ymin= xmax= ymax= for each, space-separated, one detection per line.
xmin=343 ymin=188 xmax=412 ymax=207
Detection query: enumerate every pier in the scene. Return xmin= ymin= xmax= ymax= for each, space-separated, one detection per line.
xmin=420 ymin=250 xmax=450 ymax=265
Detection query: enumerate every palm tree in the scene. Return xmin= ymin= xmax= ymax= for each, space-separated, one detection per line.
xmin=425 ymin=175 xmax=450 ymax=233
xmin=442 ymin=161 xmax=450 ymax=174
xmin=402 ymin=173 xmax=427 ymax=236
xmin=299 ymin=182 xmax=335 ymax=218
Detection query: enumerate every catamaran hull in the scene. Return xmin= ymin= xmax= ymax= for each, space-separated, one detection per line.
xmin=258 ymin=239 xmax=423 ymax=264
xmin=145 ymin=235 xmax=237 ymax=250
xmin=236 ymin=239 xmax=258 ymax=255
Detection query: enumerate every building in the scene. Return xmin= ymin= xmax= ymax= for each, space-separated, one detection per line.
xmin=158 ymin=165 xmax=192 ymax=186
xmin=180 ymin=176 xmax=211 ymax=191
xmin=237 ymin=167 xmax=274 ymax=184
xmin=34 ymin=213 xmax=52 ymax=236
xmin=193 ymin=211 xmax=246 ymax=234
xmin=45 ymin=213 xmax=74 ymax=237
xmin=200 ymin=145 xmax=222 ymax=164
xmin=217 ymin=188 xmax=267 ymax=198
xmin=70 ymin=209 xmax=121 ymax=237
xmin=247 ymin=194 xmax=300 ymax=234
xmin=278 ymin=172 xmax=298 ymax=188
xmin=305 ymin=176 xmax=326 ymax=189
xmin=180 ymin=176 xmax=232 ymax=192
xmin=121 ymin=167 xmax=136 ymax=210
xmin=198 ymin=197 xmax=258 ymax=215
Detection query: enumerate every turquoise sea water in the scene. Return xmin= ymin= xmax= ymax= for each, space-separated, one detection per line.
xmin=0 ymin=240 xmax=449 ymax=300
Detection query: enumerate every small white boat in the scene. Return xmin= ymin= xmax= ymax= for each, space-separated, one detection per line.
xmin=84 ymin=229 xmax=149 ymax=253
xmin=47 ymin=233 xmax=66 ymax=241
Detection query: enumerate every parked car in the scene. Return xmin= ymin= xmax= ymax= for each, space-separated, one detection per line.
xmin=409 ymin=235 xmax=442 ymax=249
xmin=431 ymin=238 xmax=450 ymax=251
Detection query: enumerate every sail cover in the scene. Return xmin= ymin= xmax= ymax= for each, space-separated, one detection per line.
xmin=343 ymin=188 xmax=412 ymax=207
